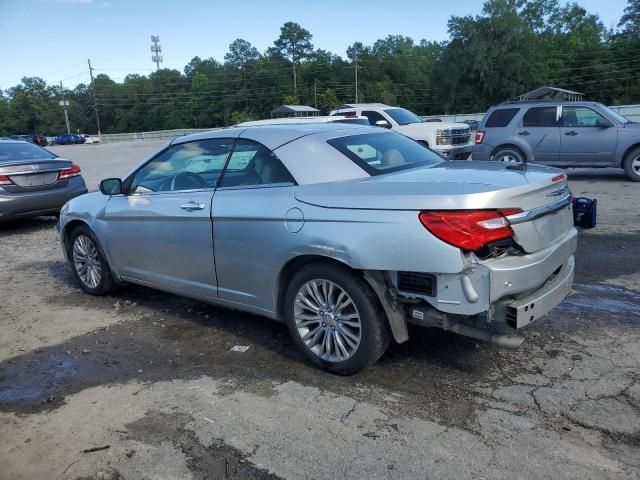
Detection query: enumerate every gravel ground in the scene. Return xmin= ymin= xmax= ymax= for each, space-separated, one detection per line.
xmin=0 ymin=142 xmax=639 ymax=480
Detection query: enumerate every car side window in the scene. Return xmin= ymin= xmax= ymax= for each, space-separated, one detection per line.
xmin=361 ymin=110 xmax=387 ymax=126
xmin=562 ymin=107 xmax=607 ymax=127
xmin=219 ymin=139 xmax=295 ymax=188
xmin=522 ymin=107 xmax=559 ymax=127
xmin=129 ymin=139 xmax=233 ymax=193
xmin=484 ymin=108 xmax=520 ymax=128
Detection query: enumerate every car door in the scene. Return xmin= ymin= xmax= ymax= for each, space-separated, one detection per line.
xmin=211 ymin=138 xmax=297 ymax=314
xmin=559 ymin=105 xmax=618 ymax=165
xmin=518 ymin=106 xmax=561 ymax=163
xmin=104 ymin=137 xmax=234 ymax=299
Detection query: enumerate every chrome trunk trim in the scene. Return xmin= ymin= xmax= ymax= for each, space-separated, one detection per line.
xmin=506 ymin=192 xmax=572 ymax=225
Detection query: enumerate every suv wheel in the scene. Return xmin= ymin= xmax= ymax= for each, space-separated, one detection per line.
xmin=623 ymin=147 xmax=640 ymax=182
xmin=284 ymin=263 xmax=390 ymax=375
xmin=492 ymin=147 xmax=525 ymax=164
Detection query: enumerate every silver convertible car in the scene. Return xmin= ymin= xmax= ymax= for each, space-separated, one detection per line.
xmin=58 ymin=124 xmax=576 ymax=374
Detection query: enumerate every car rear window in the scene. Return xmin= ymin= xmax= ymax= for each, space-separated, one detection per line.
xmin=0 ymin=142 xmax=56 ymax=162
xmin=327 ymin=132 xmax=443 ymax=176
xmin=484 ymin=108 xmax=520 ymax=128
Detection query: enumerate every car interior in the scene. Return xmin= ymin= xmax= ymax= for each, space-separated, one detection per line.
xmin=132 ymin=141 xmax=295 ymax=193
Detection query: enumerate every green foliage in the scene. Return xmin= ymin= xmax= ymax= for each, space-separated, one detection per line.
xmin=282 ymin=95 xmax=300 ymax=105
xmin=317 ymin=89 xmax=339 ymax=114
xmin=0 ymin=3 xmax=638 ymax=135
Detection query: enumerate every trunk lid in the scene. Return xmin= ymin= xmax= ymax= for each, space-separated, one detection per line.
xmin=294 ymin=161 xmax=573 ymax=253
xmin=0 ymin=158 xmax=73 ymax=192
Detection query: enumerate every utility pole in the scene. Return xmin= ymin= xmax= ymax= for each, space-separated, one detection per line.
xmin=88 ymin=59 xmax=102 ymax=139
xmin=150 ymin=35 xmax=163 ymax=71
xmin=354 ymin=49 xmax=359 ymax=103
xmin=59 ymin=81 xmax=70 ymax=134
xmin=314 ymin=81 xmax=317 ymax=109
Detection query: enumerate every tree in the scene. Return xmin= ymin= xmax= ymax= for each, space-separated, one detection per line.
xmin=224 ymin=39 xmax=259 ymax=69
xmin=272 ymin=22 xmax=313 ymax=97
xmin=225 ymin=39 xmax=259 ymax=110
xmin=317 ymin=88 xmax=339 ymax=114
xmin=618 ymin=0 xmax=640 ymax=34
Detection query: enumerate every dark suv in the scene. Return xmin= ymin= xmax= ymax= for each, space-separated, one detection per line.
xmin=9 ymin=134 xmax=48 ymax=147
xmin=472 ymin=101 xmax=640 ymax=181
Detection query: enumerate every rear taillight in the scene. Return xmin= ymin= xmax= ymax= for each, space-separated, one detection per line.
xmin=419 ymin=209 xmax=523 ymax=252
xmin=0 ymin=175 xmax=13 ymax=186
xmin=475 ymin=130 xmax=485 ymax=144
xmin=58 ymin=163 xmax=81 ymax=180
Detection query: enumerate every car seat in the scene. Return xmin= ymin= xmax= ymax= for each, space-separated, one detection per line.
xmin=253 ymin=152 xmax=292 ymax=184
xmin=381 ymin=148 xmax=405 ymax=168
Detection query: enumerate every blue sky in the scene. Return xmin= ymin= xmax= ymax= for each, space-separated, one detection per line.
xmin=0 ymin=0 xmax=629 ymax=90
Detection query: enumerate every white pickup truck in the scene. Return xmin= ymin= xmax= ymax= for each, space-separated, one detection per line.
xmin=329 ymin=103 xmax=474 ymax=159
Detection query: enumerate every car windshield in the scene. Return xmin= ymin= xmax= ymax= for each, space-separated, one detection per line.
xmin=383 ymin=108 xmax=423 ymax=125
xmin=0 ymin=142 xmax=56 ymax=162
xmin=600 ymin=106 xmax=630 ymax=124
xmin=327 ymin=131 xmax=443 ymax=175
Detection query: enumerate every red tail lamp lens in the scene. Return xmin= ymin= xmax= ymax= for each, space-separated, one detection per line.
xmin=419 ymin=209 xmax=522 ymax=251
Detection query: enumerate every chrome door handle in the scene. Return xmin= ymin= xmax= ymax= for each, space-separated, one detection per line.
xmin=564 ymin=131 xmax=578 ymax=136
xmin=180 ymin=201 xmax=205 ymax=211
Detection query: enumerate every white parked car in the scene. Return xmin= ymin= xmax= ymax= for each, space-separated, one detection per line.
xmin=82 ymin=134 xmax=100 ymax=144
xmin=330 ymin=103 xmax=474 ymax=160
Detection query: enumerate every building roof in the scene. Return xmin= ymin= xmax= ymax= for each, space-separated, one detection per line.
xmin=518 ymin=86 xmax=584 ymax=101
xmin=334 ymin=103 xmax=391 ymax=109
xmin=271 ymin=105 xmax=320 ymax=114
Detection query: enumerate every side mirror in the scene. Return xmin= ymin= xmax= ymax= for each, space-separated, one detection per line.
xmin=99 ymin=178 xmax=123 ymax=195
xmin=595 ymin=118 xmax=613 ymax=128
xmin=375 ymin=120 xmax=392 ymax=129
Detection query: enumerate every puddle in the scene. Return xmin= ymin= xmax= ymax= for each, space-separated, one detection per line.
xmin=560 ymin=283 xmax=640 ymax=317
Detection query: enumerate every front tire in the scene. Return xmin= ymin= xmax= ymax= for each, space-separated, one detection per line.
xmin=623 ymin=147 xmax=640 ymax=182
xmin=492 ymin=146 xmax=525 ymax=164
xmin=284 ymin=263 xmax=390 ymax=375
xmin=67 ymin=225 xmax=117 ymax=295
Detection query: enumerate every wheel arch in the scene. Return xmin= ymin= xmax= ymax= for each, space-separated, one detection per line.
xmin=490 ymin=142 xmax=533 ymax=162
xmin=620 ymin=142 xmax=640 ymax=168
xmin=275 ymin=255 xmax=354 ymax=321
xmin=61 ymin=219 xmax=91 ymax=253
xmin=275 ymin=255 xmax=408 ymax=344
xmin=61 ymin=218 xmax=123 ymax=284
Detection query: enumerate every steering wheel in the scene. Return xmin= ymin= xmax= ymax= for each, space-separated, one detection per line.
xmin=169 ymin=172 xmax=209 ymax=191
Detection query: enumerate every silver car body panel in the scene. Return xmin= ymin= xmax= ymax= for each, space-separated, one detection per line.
xmin=59 ymin=124 xmax=576 ymax=343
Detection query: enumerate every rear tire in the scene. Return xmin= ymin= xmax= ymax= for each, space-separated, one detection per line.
xmin=623 ymin=147 xmax=640 ymax=182
xmin=67 ymin=225 xmax=117 ymax=295
xmin=492 ymin=146 xmax=525 ymax=164
xmin=284 ymin=263 xmax=390 ymax=375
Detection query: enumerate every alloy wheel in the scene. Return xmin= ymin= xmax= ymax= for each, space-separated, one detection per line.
xmin=632 ymin=155 xmax=640 ymax=175
xmin=294 ymin=279 xmax=362 ymax=362
xmin=72 ymin=234 xmax=102 ymax=289
xmin=497 ymin=153 xmax=521 ymax=163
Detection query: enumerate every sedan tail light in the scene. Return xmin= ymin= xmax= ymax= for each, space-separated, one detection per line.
xmin=0 ymin=175 xmax=13 ymax=186
xmin=419 ymin=209 xmax=523 ymax=252
xmin=58 ymin=163 xmax=81 ymax=180
xmin=475 ymin=130 xmax=485 ymax=144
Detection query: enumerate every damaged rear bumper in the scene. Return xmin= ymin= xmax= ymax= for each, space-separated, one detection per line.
xmin=367 ymin=228 xmax=577 ymax=347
